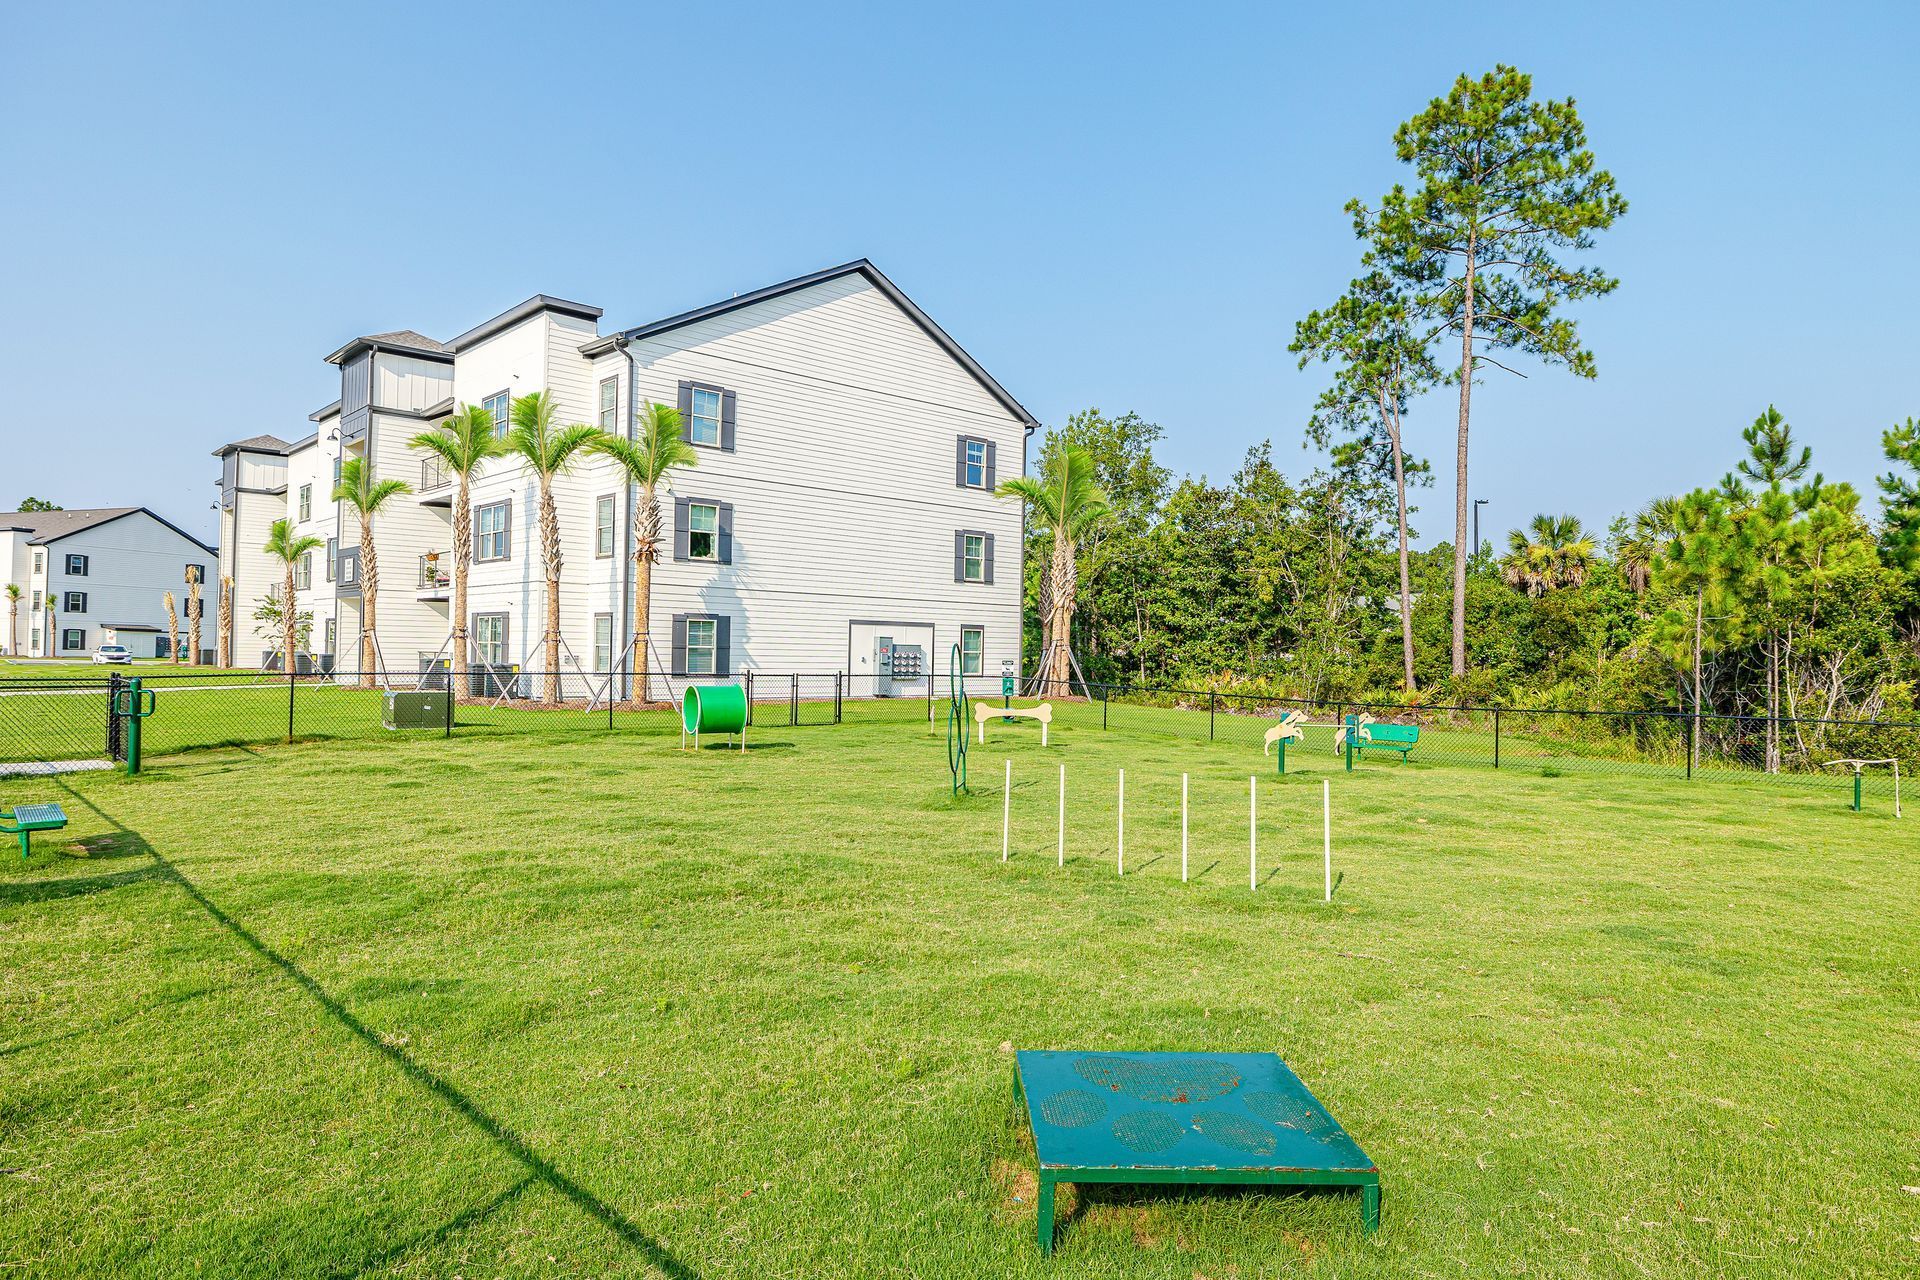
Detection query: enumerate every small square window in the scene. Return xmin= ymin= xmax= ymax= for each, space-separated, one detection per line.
xmin=595 ymin=495 xmax=616 ymax=558
xmin=64 ymin=591 xmax=87 ymax=614
xmin=685 ymin=618 xmax=717 ymax=675
xmin=962 ymin=534 xmax=986 ymax=583
xmin=484 ymin=390 xmax=511 ymax=440
xmin=472 ymin=614 xmax=508 ymax=666
xmin=65 ymin=554 xmax=88 ymax=576
xmin=689 ymin=387 xmax=722 ymax=447
xmin=964 ymin=440 xmax=987 ymax=488
xmin=961 ymin=628 xmax=984 ymax=676
xmin=688 ymin=503 xmax=718 ymax=560
xmin=62 ymin=628 xmax=85 ymax=652
xmin=599 ymin=377 xmax=619 ymax=432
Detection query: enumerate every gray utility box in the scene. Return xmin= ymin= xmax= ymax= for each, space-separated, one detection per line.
xmin=384 ymin=690 xmax=449 ymax=730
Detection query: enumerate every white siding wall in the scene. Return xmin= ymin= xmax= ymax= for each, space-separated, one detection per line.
xmin=224 ymin=491 xmax=286 ymax=666
xmin=285 ymin=435 xmax=339 ymax=663
xmin=29 ymin=515 xmax=214 ymax=659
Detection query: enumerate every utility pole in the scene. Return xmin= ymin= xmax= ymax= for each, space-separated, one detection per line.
xmin=1472 ymin=498 xmax=1489 ymax=561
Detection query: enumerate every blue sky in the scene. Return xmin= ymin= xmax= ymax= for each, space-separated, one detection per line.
xmin=3 ymin=2 xmax=1916 ymax=547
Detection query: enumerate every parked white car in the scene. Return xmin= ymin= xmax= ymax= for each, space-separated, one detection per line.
xmin=91 ymin=644 xmax=133 ymax=665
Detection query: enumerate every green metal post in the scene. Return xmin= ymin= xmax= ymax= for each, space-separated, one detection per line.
xmin=1345 ymin=714 xmax=1354 ymax=773
xmin=1275 ymin=737 xmax=1286 ymax=777
xmin=125 ymin=678 xmax=142 ymax=776
xmin=1853 ymin=772 xmax=1862 ymax=812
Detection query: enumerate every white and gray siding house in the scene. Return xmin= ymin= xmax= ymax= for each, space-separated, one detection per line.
xmin=0 ymin=507 xmax=216 ymax=658
xmin=215 ymin=260 xmax=1034 ymax=692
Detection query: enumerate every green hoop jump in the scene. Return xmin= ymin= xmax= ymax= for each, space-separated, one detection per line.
xmin=947 ymin=643 xmax=969 ymax=795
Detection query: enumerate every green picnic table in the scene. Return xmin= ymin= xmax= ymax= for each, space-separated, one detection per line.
xmin=1014 ymin=1050 xmax=1379 ymax=1253
xmin=1 ymin=803 xmax=68 ymax=859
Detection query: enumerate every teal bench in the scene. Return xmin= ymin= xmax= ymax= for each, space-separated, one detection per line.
xmin=2 ymin=803 xmax=68 ymax=859
xmin=1356 ymin=723 xmax=1419 ymax=761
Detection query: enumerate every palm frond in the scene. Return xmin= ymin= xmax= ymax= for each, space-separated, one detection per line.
xmin=332 ymin=456 xmax=413 ymax=514
xmin=410 ymin=404 xmax=504 ymax=474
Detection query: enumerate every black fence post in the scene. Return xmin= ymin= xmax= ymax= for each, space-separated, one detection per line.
xmin=106 ymin=672 xmax=124 ymax=761
xmin=1209 ymin=691 xmax=1217 ymax=742
xmin=1494 ymin=708 xmax=1501 ymax=769
xmin=835 ymin=672 xmax=843 ymax=724
xmin=446 ymin=674 xmax=454 ymax=738
xmin=287 ymin=666 xmax=295 ymax=744
xmin=745 ymin=670 xmax=754 ymax=727
xmin=1103 ymin=685 xmax=1109 ymax=731
xmin=791 ymin=673 xmax=799 ymax=727
xmin=1686 ymin=712 xmax=1694 ymax=780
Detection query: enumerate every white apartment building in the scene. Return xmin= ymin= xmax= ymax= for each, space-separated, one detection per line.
xmin=214 ymin=260 xmax=1035 ymax=693
xmin=0 ymin=508 xmax=216 ymax=659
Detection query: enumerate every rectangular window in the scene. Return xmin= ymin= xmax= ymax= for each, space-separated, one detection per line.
xmin=687 ymin=502 xmax=718 ymax=560
xmin=593 ymin=613 xmax=613 ymax=673
xmin=472 ymin=614 xmax=508 ymax=667
xmin=295 ymin=553 xmax=311 ymax=591
xmin=299 ymin=484 xmax=312 ymax=521
xmin=325 ymin=537 xmax=336 ymax=582
xmin=32 ymin=551 xmax=42 ymax=574
xmin=689 ymin=387 xmax=722 ymax=447
xmin=685 ymin=617 xmax=717 ymax=675
xmin=64 ymin=591 xmax=87 ymax=614
xmin=484 ymin=390 xmax=511 ymax=440
xmin=30 ymin=627 xmax=39 ymax=649
xmin=961 ymin=627 xmax=984 ymax=676
xmin=65 ymin=554 xmax=88 ymax=576
xmin=332 ymin=457 xmax=342 ymax=487
xmin=476 ymin=501 xmax=510 ymax=561
xmin=962 ymin=533 xmax=986 ymax=583
xmin=964 ymin=439 xmax=987 ymax=488
xmin=62 ymin=628 xmax=85 ymax=652
xmin=30 ymin=591 xmax=40 ymax=611
xmin=599 ymin=377 xmax=618 ymax=431
xmin=324 ymin=618 xmax=336 ymax=655
xmin=186 ymin=563 xmax=205 ymax=585
xmin=595 ymin=495 xmax=616 ymax=558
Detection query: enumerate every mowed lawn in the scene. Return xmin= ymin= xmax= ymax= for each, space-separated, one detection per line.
xmin=2 ymin=709 xmax=1916 ymax=1277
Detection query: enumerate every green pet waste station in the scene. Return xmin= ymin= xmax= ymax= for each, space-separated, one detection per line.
xmin=681 ymin=683 xmax=748 ymax=751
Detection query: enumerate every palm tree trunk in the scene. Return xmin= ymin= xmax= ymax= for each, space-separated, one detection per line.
xmin=1450 ymin=236 xmax=1478 ymax=679
xmin=188 ymin=583 xmax=202 ymax=666
xmin=631 ymin=482 xmax=660 ymax=710
xmin=359 ymin=517 xmax=378 ymax=688
xmin=282 ymin=565 xmax=297 ymax=674
xmin=217 ymin=578 xmax=232 ymax=668
xmin=1046 ymin=536 xmax=1074 ymax=693
xmin=541 ymin=477 xmax=562 ymax=705
xmin=9 ymin=601 xmax=17 ymax=656
xmin=451 ymin=474 xmax=471 ymax=704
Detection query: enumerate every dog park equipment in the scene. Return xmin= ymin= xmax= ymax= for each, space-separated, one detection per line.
xmin=109 ymin=677 xmax=156 ymax=776
xmin=383 ymin=690 xmax=449 ymax=731
xmin=976 ymin=700 xmax=1051 ymax=745
xmin=680 ymin=684 xmax=748 ymax=752
xmin=1116 ymin=769 xmax=1124 ymax=875
xmin=1 ymin=802 xmax=67 ymax=859
xmin=1001 ymin=759 xmax=1011 ymax=861
xmin=946 ymin=644 xmax=970 ymax=795
xmin=1014 ymin=1049 xmax=1380 ymax=1253
xmin=1347 ymin=715 xmax=1419 ymax=763
xmin=1820 ymin=758 xmax=1902 ymax=816
xmin=1263 ymin=711 xmax=1307 ymax=774
xmin=1322 ymin=780 xmax=1332 ymax=901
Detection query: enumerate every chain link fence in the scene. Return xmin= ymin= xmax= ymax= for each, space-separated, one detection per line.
xmin=0 ymin=668 xmax=859 ymax=771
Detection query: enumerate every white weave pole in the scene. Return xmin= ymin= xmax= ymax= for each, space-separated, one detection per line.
xmin=1002 ymin=759 xmax=1011 ymax=862
xmin=1057 ymin=763 xmax=1066 ymax=867
xmin=1249 ymin=775 xmax=1257 ymax=891
xmin=1323 ymin=779 xmax=1332 ymax=902
xmin=1181 ymin=773 xmax=1189 ymax=883
xmin=1117 ymin=769 xmax=1125 ymax=876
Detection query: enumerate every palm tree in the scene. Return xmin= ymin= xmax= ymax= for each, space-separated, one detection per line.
xmin=411 ymin=405 xmax=507 ymax=700
xmin=4 ymin=583 xmax=19 ymax=656
xmin=996 ymin=438 xmax=1110 ymax=694
xmin=332 ymin=456 xmax=412 ymax=687
xmin=163 ymin=591 xmax=179 ymax=663
xmin=264 ymin=519 xmax=324 ymax=671
xmin=186 ymin=568 xmax=203 ymax=666
xmin=216 ymin=575 xmax=233 ymax=668
xmin=504 ymin=390 xmax=604 ymax=704
xmin=1501 ymin=514 xmax=1595 ymax=596
xmin=1618 ymin=496 xmax=1680 ymax=594
xmin=590 ymin=400 xmax=698 ymax=707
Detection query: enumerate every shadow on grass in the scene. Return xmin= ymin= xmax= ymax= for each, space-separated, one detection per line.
xmin=50 ymin=782 xmax=701 ymax=1280
xmin=322 ymin=1174 xmax=537 ymax=1280
xmin=0 ymin=981 xmax=229 ymax=1059
xmin=0 ymin=865 xmax=165 ymax=906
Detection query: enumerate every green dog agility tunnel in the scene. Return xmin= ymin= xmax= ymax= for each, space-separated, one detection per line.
xmin=681 ymin=683 xmax=748 ymax=750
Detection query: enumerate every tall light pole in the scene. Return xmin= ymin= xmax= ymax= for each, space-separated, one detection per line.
xmin=1472 ymin=499 xmax=1489 ymax=561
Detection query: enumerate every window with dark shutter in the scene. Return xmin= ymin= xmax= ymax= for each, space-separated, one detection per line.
xmin=671 ymin=613 xmax=688 ymax=674
xmin=720 ymin=390 xmax=736 ymax=452
xmin=673 ymin=497 xmax=692 ymax=562
xmin=716 ymin=503 xmax=734 ymax=565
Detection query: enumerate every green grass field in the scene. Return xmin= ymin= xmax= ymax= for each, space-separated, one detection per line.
xmin=2 ymin=707 xmax=1916 ymax=1276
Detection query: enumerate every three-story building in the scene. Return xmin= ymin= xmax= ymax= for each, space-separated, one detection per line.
xmin=214 ymin=259 xmax=1034 ymax=694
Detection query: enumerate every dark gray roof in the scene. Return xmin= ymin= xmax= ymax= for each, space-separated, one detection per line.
xmin=0 ymin=506 xmax=216 ymax=555
xmin=210 ymin=433 xmax=290 ymax=459
xmin=448 ymin=295 xmax=604 ymax=353
xmin=325 ymin=329 xmax=452 ymax=366
xmin=578 ymin=259 xmax=1039 ymax=428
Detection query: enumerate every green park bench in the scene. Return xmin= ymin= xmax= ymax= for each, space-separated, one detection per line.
xmin=1355 ymin=722 xmax=1420 ymax=762
xmin=1 ymin=803 xmax=69 ymax=859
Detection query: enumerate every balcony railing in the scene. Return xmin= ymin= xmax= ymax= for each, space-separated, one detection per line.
xmin=420 ymin=457 xmax=451 ymax=491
